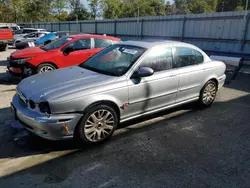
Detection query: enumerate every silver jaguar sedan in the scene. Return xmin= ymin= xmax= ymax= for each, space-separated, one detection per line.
xmin=11 ymin=40 xmax=226 ymax=143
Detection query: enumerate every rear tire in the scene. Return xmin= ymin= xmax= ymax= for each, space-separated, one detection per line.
xmin=75 ymin=104 xmax=118 ymax=144
xmin=37 ymin=63 xmax=56 ymax=74
xmin=198 ymin=80 xmax=217 ymax=107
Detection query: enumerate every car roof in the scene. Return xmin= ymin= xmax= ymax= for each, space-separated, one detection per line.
xmin=69 ymin=34 xmax=120 ymax=41
xmin=119 ymin=40 xmax=196 ymax=49
xmin=23 ymin=28 xmax=45 ymax=30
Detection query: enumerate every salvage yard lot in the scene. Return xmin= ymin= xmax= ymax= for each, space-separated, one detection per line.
xmin=0 ymin=49 xmax=250 ymax=188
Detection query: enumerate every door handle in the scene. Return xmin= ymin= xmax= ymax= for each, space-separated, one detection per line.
xmin=169 ymin=73 xmax=177 ymax=77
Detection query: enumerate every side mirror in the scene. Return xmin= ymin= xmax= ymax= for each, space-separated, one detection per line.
xmin=63 ymin=47 xmax=74 ymax=56
xmin=132 ymin=67 xmax=154 ymax=78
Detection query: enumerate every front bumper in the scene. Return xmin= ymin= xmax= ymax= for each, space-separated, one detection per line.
xmin=12 ymin=94 xmax=83 ymax=140
xmin=6 ymin=56 xmax=25 ymax=77
xmin=7 ymin=66 xmax=24 ymax=77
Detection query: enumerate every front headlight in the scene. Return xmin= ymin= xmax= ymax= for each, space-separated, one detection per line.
xmin=39 ymin=102 xmax=51 ymax=114
xmin=13 ymin=57 xmax=33 ymax=64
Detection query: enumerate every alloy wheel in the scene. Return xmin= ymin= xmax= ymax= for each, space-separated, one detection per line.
xmin=202 ymin=83 xmax=216 ymax=105
xmin=39 ymin=66 xmax=54 ymax=73
xmin=84 ymin=109 xmax=115 ymax=142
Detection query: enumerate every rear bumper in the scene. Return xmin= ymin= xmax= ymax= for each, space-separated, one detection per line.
xmin=0 ymin=40 xmax=8 ymax=44
xmin=218 ymin=74 xmax=226 ymax=90
xmin=0 ymin=40 xmax=13 ymax=45
xmin=12 ymin=94 xmax=83 ymax=140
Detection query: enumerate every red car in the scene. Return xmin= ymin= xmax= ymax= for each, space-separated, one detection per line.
xmin=7 ymin=34 xmax=121 ymax=77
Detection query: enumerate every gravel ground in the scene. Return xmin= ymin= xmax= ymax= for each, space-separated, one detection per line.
xmin=0 ymin=49 xmax=250 ymax=188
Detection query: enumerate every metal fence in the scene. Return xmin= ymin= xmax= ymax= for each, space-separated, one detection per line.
xmin=20 ymin=11 xmax=250 ymax=58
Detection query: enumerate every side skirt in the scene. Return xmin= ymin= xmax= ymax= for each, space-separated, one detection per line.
xmin=120 ymin=97 xmax=199 ymax=123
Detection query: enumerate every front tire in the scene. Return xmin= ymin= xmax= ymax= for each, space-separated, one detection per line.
xmin=198 ymin=80 xmax=217 ymax=107
xmin=37 ymin=63 xmax=56 ymax=74
xmin=75 ymin=104 xmax=118 ymax=144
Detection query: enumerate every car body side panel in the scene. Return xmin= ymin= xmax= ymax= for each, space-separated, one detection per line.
xmin=175 ymin=63 xmax=208 ymax=103
xmin=126 ymin=69 xmax=179 ymax=118
xmin=203 ymin=60 xmax=226 ymax=87
xmin=49 ymin=77 xmax=129 ymax=119
xmin=58 ymin=49 xmax=95 ymax=67
xmin=28 ymin=50 xmax=60 ymax=67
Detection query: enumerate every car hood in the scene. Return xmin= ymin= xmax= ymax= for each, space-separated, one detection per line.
xmin=17 ymin=66 xmax=118 ymax=102
xmin=11 ymin=47 xmax=45 ymax=58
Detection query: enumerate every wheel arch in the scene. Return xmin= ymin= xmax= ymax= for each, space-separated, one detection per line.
xmin=73 ymin=100 xmax=121 ymax=141
xmin=82 ymin=100 xmax=121 ymax=120
xmin=204 ymin=76 xmax=219 ymax=90
xmin=38 ymin=62 xmax=58 ymax=69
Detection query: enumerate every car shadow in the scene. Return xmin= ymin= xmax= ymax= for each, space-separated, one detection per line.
xmin=0 ymin=72 xmax=20 ymax=85
xmin=0 ymin=102 xmax=199 ymax=160
xmin=0 ymin=60 xmax=8 ymax=67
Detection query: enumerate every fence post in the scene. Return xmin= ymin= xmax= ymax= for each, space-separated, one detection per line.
xmin=59 ymin=22 xmax=61 ymax=31
xmin=95 ymin=20 xmax=97 ymax=34
xmin=114 ymin=19 xmax=117 ymax=37
xmin=50 ymin=22 xmax=53 ymax=31
xmin=80 ymin=22 xmax=82 ymax=33
xmin=181 ymin=16 xmax=186 ymax=41
xmin=140 ymin=18 xmax=144 ymax=40
xmin=68 ymin=22 xmax=71 ymax=32
xmin=241 ymin=13 xmax=250 ymax=51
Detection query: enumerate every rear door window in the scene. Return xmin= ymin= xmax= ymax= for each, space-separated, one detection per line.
xmin=174 ymin=47 xmax=204 ymax=68
xmin=94 ymin=38 xmax=112 ymax=48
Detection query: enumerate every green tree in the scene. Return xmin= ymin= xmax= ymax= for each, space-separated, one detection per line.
xmin=88 ymin=0 xmax=101 ymax=19
xmin=67 ymin=7 xmax=91 ymax=21
xmin=101 ymin=0 xmax=166 ymax=19
xmin=101 ymin=0 xmax=123 ymax=19
xmin=217 ymin=0 xmax=248 ymax=12
xmin=52 ymin=0 xmax=68 ymax=14
xmin=174 ymin=0 xmax=218 ymax=14
xmin=55 ymin=10 xmax=69 ymax=21
xmin=165 ymin=1 xmax=174 ymax=15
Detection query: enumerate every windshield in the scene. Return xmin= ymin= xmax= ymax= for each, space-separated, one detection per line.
xmin=79 ymin=44 xmax=146 ymax=76
xmin=42 ymin=37 xmax=73 ymax=51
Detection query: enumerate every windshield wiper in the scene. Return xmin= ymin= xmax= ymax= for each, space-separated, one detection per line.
xmin=79 ymin=64 xmax=116 ymax=76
